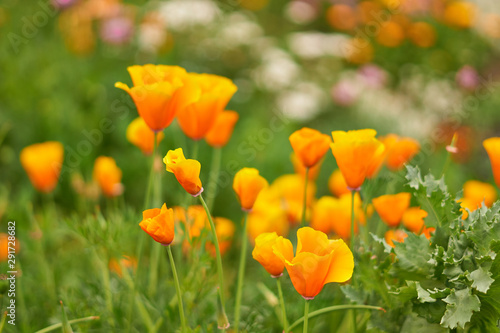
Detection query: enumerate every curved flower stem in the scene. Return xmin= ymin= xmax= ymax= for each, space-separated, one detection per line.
xmin=301 ymin=168 xmax=310 ymax=227
xmin=276 ymin=277 xmax=289 ymax=333
xmin=234 ymin=212 xmax=249 ymax=333
xmin=167 ymin=245 xmax=187 ymax=332
xmin=199 ymin=194 xmax=229 ymax=330
xmin=206 ymin=147 xmax=222 ymax=212
xmin=288 ymin=305 xmax=385 ymax=332
xmin=303 ymin=300 xmax=310 ymax=333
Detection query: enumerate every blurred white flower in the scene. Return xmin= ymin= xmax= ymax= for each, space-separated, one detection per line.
xmin=139 ymin=14 xmax=167 ymax=53
xmin=218 ymin=13 xmax=263 ymax=47
xmin=288 ymin=32 xmax=350 ymax=59
xmin=285 ymin=0 xmax=319 ymax=25
xmin=159 ymin=0 xmax=220 ymax=31
xmin=277 ymin=82 xmax=325 ymax=120
xmin=252 ymin=48 xmax=300 ymax=91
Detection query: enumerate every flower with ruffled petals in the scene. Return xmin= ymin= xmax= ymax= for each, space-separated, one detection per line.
xmin=164 ymin=148 xmax=203 ymax=196
xmin=233 ymin=168 xmax=268 ymax=211
xmin=252 ymin=232 xmax=289 ymax=277
xmin=402 ymin=207 xmax=427 ymax=233
xmin=139 ymin=203 xmax=175 ymax=245
xmin=384 ymin=135 xmax=420 ymax=171
xmin=372 ymin=192 xmax=411 ymax=227
xmin=273 ymin=227 xmax=354 ymax=299
xmin=289 ymin=127 xmax=331 ymax=168
xmin=176 ymin=73 xmax=237 ymax=140
xmin=20 ymin=141 xmax=64 ymax=193
xmin=330 ymin=129 xmax=385 ymax=190
xmin=93 ymin=156 xmax=123 ymax=197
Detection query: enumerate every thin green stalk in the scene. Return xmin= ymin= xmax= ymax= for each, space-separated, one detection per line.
xmin=94 ymin=249 xmax=115 ymax=327
xmin=191 ymin=140 xmax=199 ymax=160
xmin=350 ymin=190 xmax=356 ymax=250
xmin=34 ymin=316 xmax=100 ymax=333
xmin=234 ymin=213 xmax=249 ymax=333
xmin=167 ymin=246 xmax=187 ymax=332
xmin=206 ymin=147 xmax=222 ymax=211
xmin=144 ymin=132 xmax=158 ymax=209
xmin=276 ymin=277 xmax=289 ymax=333
xmin=199 ymin=194 xmax=229 ymax=330
xmin=147 ymin=243 xmax=162 ymax=297
xmin=288 ymin=305 xmax=385 ymax=332
xmin=303 ymin=300 xmax=310 ymax=333
xmin=301 ymin=168 xmax=310 ymax=226
xmin=0 ymin=311 xmax=6 ymax=333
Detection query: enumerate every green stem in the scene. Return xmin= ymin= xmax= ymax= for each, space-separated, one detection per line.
xmin=0 ymin=311 xmax=6 ymax=333
xmin=206 ymin=147 xmax=222 ymax=212
xmin=34 ymin=316 xmax=100 ymax=333
xmin=288 ymin=305 xmax=385 ymax=332
xmin=199 ymin=194 xmax=229 ymax=330
xmin=350 ymin=190 xmax=356 ymax=250
xmin=234 ymin=213 xmax=249 ymax=333
xmin=191 ymin=140 xmax=199 ymax=160
xmin=276 ymin=277 xmax=289 ymax=333
xmin=301 ymin=168 xmax=309 ymax=226
xmin=147 ymin=243 xmax=162 ymax=297
xmin=144 ymin=132 xmax=158 ymax=209
xmin=167 ymin=246 xmax=187 ymax=332
xmin=303 ymin=300 xmax=310 ymax=333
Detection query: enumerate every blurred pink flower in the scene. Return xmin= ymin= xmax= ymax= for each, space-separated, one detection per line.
xmin=456 ymin=65 xmax=480 ymax=92
xmin=358 ymin=64 xmax=387 ymax=88
xmin=52 ymin=0 xmax=76 ymax=9
xmin=331 ymin=80 xmax=359 ymax=107
xmin=100 ymin=16 xmax=134 ymax=45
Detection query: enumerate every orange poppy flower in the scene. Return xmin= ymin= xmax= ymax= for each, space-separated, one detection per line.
xmin=115 ymin=65 xmax=196 ymax=132
xmin=384 ymin=135 xmax=420 ymax=171
xmin=328 ymin=169 xmax=350 ymax=197
xmin=109 ymin=255 xmax=137 ymax=278
xmin=205 ymin=110 xmax=239 ymax=148
xmin=252 ymin=232 xmax=290 ymax=277
xmin=93 ymin=156 xmax=123 ymax=197
xmin=0 ymin=233 xmax=19 ymax=262
xmin=248 ymin=189 xmax=290 ymax=242
xmin=330 ymin=129 xmax=385 ymax=190
xmin=377 ymin=21 xmax=405 ymax=47
xmin=126 ymin=117 xmax=165 ymax=154
xmin=483 ymin=137 xmax=500 ymax=188
xmin=176 ymin=73 xmax=238 ymax=140
xmin=463 ymin=180 xmax=497 ymax=208
xmin=273 ymin=227 xmax=354 ymax=299
xmin=385 ymin=229 xmax=408 ymax=248
xmin=444 ymin=1 xmax=476 ymax=29
xmin=372 ymin=192 xmax=411 ymax=227
xmin=163 ymin=148 xmax=203 ymax=196
xmin=291 ymin=153 xmax=322 ymax=181
xmin=422 ymin=227 xmax=435 ymax=240
xmin=233 ymin=168 xmax=268 ymax=211
xmin=402 ymin=207 xmax=427 ymax=233
xmin=139 ymin=203 xmax=175 ymax=245
xmin=206 ymin=217 xmax=235 ymax=257
xmin=289 ymin=127 xmax=332 ymax=168
xmin=20 ymin=141 xmax=64 ymax=193
xmin=408 ymin=22 xmax=437 ymax=48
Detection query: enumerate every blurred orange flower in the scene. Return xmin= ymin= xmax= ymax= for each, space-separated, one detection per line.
xmin=377 ymin=21 xmax=405 ymax=47
xmin=205 ymin=110 xmax=239 ymax=148
xmin=408 ymin=22 xmax=437 ymax=48
xmin=271 ymin=174 xmax=316 ymax=225
xmin=176 ymin=73 xmax=237 ymax=140
xmin=109 ymin=255 xmax=137 ymax=278
xmin=328 ymin=169 xmax=350 ymax=197
xmin=291 ymin=153 xmax=322 ymax=181
xmin=93 ymin=156 xmax=123 ymax=197
xmin=233 ymin=168 xmax=268 ymax=211
xmin=20 ymin=141 xmax=64 ymax=193
xmin=139 ymin=203 xmax=175 ymax=245
xmin=373 ymin=192 xmax=411 ymax=227
xmin=326 ymin=4 xmax=357 ymax=31
xmin=289 ymin=127 xmax=332 ymax=169
xmin=463 ymin=180 xmax=497 ymax=207
xmin=345 ymin=38 xmax=374 ymax=65
xmin=164 ymin=148 xmax=203 ymax=196
xmin=444 ymin=1 xmax=477 ymax=29
xmin=383 ymin=134 xmax=420 ymax=171
xmin=206 ymin=217 xmax=235 ymax=257
xmin=252 ymin=232 xmax=289 ymax=277
xmin=330 ymin=129 xmax=385 ymax=190
xmin=385 ymin=229 xmax=408 ymax=248
xmin=273 ymin=227 xmax=354 ymax=299
xmin=127 ymin=117 xmax=165 ymax=154
xmin=247 ymin=200 xmax=289 ymax=242
xmin=402 ymin=207 xmax=428 ymax=233
xmin=115 ymin=65 xmax=194 ymax=132
xmin=483 ymin=137 xmax=500 ymax=188
xmin=0 ymin=233 xmax=19 ymax=262
xmin=311 ymin=194 xmax=365 ymax=239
